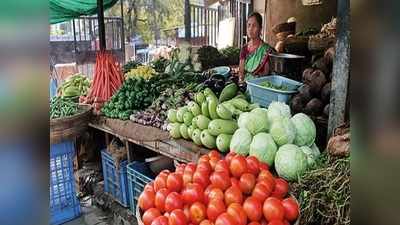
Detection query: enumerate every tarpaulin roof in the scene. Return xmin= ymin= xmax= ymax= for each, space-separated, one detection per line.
xmin=50 ymin=0 xmax=119 ymax=24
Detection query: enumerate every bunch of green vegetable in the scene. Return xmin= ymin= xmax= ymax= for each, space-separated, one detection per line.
xmin=50 ymin=96 xmax=78 ymax=119
xmin=291 ymin=153 xmax=350 ymax=225
xmin=260 ymin=80 xmax=289 ymax=91
xmin=197 ymin=46 xmax=225 ymax=70
xmin=58 ymin=74 xmax=91 ymax=98
xmin=131 ymin=83 xmax=203 ymax=130
xmin=167 ymin=83 xmax=258 ymax=151
xmin=151 ymin=57 xmax=169 ymax=73
xmin=220 ymin=46 xmax=240 ymax=66
xmin=125 ymin=65 xmax=157 ymax=80
xmin=123 ymin=60 xmax=142 ymax=74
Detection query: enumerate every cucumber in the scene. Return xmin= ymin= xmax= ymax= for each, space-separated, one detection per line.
xmin=204 ymin=88 xmax=217 ymax=99
xmin=192 ymin=116 xmax=199 ymax=129
xmin=219 ymin=83 xmax=238 ymax=102
xmin=187 ymin=126 xmax=194 ymax=139
xmin=176 ymin=106 xmax=189 ymax=122
xmin=200 ymin=129 xmax=217 ymax=149
xmin=201 ymin=101 xmax=210 ymax=117
xmin=229 ymin=98 xmax=250 ymax=111
xmin=180 ymin=124 xmax=189 ymax=139
xmin=216 ymin=134 xmax=233 ymax=152
xmin=192 ymin=129 xmax=202 ymax=145
xmin=208 ymin=119 xmax=238 ymax=136
xmin=222 ymin=102 xmax=236 ymax=114
xmin=196 ymin=115 xmax=211 ymax=130
xmin=195 ymin=92 xmax=206 ymax=105
xmin=216 ymin=104 xmax=233 ymax=120
xmin=207 ymin=96 xmax=219 ymax=120
xmin=183 ymin=111 xmax=194 ymax=126
xmin=188 ymin=101 xmax=201 ymax=116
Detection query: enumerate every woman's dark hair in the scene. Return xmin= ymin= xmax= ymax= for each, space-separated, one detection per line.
xmin=248 ymin=12 xmax=263 ymax=28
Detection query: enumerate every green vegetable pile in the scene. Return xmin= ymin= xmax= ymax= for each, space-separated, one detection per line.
xmin=260 ymin=80 xmax=289 ymax=91
xmin=197 ymin=46 xmax=241 ymax=70
xmin=101 ymin=73 xmax=171 ymax=120
xmin=151 ymin=57 xmax=169 ymax=73
xmin=123 ymin=60 xmax=142 ymax=74
xmin=50 ymin=96 xmax=78 ymax=119
xmin=131 ymin=83 xmax=203 ymax=130
xmin=168 ymin=83 xmax=258 ymax=151
xmin=291 ymin=153 xmax=350 ymax=225
xmin=220 ymin=46 xmax=240 ymax=66
xmin=58 ymin=74 xmax=91 ymax=97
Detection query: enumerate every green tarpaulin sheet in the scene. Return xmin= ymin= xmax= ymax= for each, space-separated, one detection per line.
xmin=50 ymin=0 xmax=119 ymax=24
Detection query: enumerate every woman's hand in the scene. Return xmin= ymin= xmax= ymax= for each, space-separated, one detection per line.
xmin=238 ymin=59 xmax=245 ymax=83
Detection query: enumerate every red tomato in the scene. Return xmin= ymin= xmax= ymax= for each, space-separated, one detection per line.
xmin=248 ymin=222 xmax=261 ymax=225
xmin=169 ymin=209 xmax=188 ymax=225
xmin=204 ymin=185 xmax=216 ymax=204
xmin=182 ymin=183 xmax=204 ymax=204
xmin=160 ymin=170 xmax=171 ymax=176
xmin=239 ymin=173 xmax=256 ymax=195
xmin=224 ymin=186 xmax=243 ymax=205
xmin=189 ymin=202 xmax=207 ymax=225
xmin=263 ymin=197 xmax=285 ymax=221
xmin=225 ymin=152 xmax=236 ymax=164
xmin=267 ymin=221 xmax=285 ymax=225
xmin=260 ymin=219 xmax=268 ymax=225
xmin=214 ymin=160 xmax=230 ymax=175
xmin=258 ymin=170 xmax=274 ymax=182
xmin=252 ymin=183 xmax=273 ymax=202
xmin=155 ymin=188 xmax=170 ymax=212
xmin=167 ymin=173 xmax=183 ymax=192
xmin=208 ymin=150 xmax=222 ymax=160
xmin=281 ymin=198 xmax=299 ymax=222
xmin=139 ymin=190 xmax=155 ymax=211
xmin=271 ymin=178 xmax=289 ymax=199
xmin=164 ymin=192 xmax=184 ymax=212
xmin=199 ymin=220 xmax=213 ymax=225
xmin=209 ymin=157 xmax=219 ymax=170
xmin=215 ymin=213 xmax=238 ymax=225
xmin=197 ymin=161 xmax=212 ymax=174
xmin=282 ymin=221 xmax=290 ymax=225
xmin=210 ymin=171 xmax=231 ymax=191
xmin=226 ymin=203 xmax=247 ymax=225
xmin=207 ymin=188 xmax=224 ymax=203
xmin=230 ymin=177 xmax=240 ymax=188
xmin=143 ymin=208 xmax=162 ymax=225
xmin=243 ymin=196 xmax=262 ymax=222
xmin=144 ymin=182 xmax=155 ymax=192
xmin=193 ymin=170 xmax=210 ymax=188
xmin=229 ymin=155 xmax=247 ymax=178
xmin=198 ymin=155 xmax=210 ymax=164
xmin=151 ymin=216 xmax=169 ymax=225
xmin=176 ymin=164 xmax=186 ymax=176
xmin=154 ymin=173 xmax=168 ymax=192
xmin=164 ymin=212 xmax=170 ymax=218
xmin=183 ymin=171 xmax=194 ymax=186
xmin=245 ymin=156 xmax=260 ymax=175
xmin=183 ymin=205 xmax=191 ymax=220
xmin=259 ymin=162 xmax=269 ymax=171
xmin=185 ymin=163 xmax=197 ymax=174
xmin=207 ymin=199 xmax=226 ymax=222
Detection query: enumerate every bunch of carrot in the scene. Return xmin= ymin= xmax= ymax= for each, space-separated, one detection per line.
xmin=81 ymin=51 xmax=124 ymax=112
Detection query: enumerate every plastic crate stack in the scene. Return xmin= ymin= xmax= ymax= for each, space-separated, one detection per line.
xmin=127 ymin=162 xmax=154 ymax=215
xmin=50 ymin=141 xmax=81 ymax=225
xmin=101 ymin=150 xmax=129 ymax=207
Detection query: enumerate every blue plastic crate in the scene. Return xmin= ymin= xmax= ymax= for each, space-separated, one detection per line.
xmin=50 ymin=141 xmax=81 ymax=225
xmin=127 ymin=162 xmax=154 ymax=214
xmin=246 ymin=75 xmax=303 ymax=107
xmin=101 ymin=150 xmax=129 ymax=207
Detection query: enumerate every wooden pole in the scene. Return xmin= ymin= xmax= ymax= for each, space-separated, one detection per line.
xmin=97 ymin=0 xmax=106 ymax=51
xmin=184 ymin=0 xmax=191 ymax=41
xmin=327 ymin=0 xmax=350 ymax=138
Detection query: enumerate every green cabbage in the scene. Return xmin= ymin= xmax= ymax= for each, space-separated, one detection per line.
xmin=237 ymin=109 xmax=269 ymax=135
xmin=310 ymin=143 xmax=321 ymax=157
xmin=267 ymin=101 xmax=291 ymax=123
xmin=274 ymin=144 xmax=308 ymax=181
xmin=270 ymin=118 xmax=296 ymax=146
xmin=249 ymin=133 xmax=277 ymax=166
xmin=169 ymin=123 xmax=182 ymax=139
xmin=230 ymin=128 xmax=252 ymax=156
xmin=291 ymin=113 xmax=316 ymax=146
xmin=300 ymin=146 xmax=318 ymax=166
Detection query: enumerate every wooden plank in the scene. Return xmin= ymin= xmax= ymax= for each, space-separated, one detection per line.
xmin=327 ymin=0 xmax=350 ymax=138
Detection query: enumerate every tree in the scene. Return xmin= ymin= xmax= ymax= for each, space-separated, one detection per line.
xmin=107 ymin=0 xmax=184 ymax=44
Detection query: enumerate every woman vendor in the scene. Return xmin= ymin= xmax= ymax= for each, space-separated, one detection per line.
xmin=238 ymin=12 xmax=275 ymax=83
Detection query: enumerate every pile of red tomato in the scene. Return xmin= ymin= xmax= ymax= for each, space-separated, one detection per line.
xmin=138 ymin=150 xmax=299 ymax=225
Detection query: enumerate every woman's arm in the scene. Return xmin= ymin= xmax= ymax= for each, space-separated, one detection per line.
xmin=238 ymin=59 xmax=245 ymax=83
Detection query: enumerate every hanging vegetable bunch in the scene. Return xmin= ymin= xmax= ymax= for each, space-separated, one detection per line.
xmin=58 ymin=74 xmax=91 ymax=98
xmin=125 ymin=65 xmax=156 ymax=80
xmin=81 ymin=51 xmax=124 ymax=112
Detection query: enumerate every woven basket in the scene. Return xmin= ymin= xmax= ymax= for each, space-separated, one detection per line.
xmin=50 ymin=104 xmax=92 ymax=144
